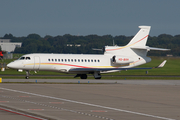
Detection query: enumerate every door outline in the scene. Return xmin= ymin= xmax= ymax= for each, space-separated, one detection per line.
xmin=34 ymin=56 xmax=40 ymax=70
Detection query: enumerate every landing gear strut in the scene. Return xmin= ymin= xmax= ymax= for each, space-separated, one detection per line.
xmin=94 ymin=72 xmax=101 ymax=79
xmin=25 ymin=71 xmax=30 ymax=79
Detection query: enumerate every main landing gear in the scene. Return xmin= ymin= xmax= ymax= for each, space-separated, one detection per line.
xmin=74 ymin=74 xmax=87 ymax=79
xmin=74 ymin=72 xmax=102 ymax=79
xmin=93 ymin=72 xmax=101 ymax=79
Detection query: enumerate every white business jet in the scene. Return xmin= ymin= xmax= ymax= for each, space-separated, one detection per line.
xmin=7 ymin=26 xmax=170 ymax=79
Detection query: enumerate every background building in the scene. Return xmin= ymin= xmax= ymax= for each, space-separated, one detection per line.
xmin=0 ymin=39 xmax=22 ymax=53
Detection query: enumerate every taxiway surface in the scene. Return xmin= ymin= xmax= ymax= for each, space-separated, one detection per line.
xmin=0 ymin=79 xmax=180 ymax=120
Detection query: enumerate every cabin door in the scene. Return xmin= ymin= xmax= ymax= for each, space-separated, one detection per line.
xmin=34 ymin=56 xmax=40 ymax=70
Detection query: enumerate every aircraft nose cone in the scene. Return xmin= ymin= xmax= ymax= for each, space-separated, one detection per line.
xmin=7 ymin=62 xmax=15 ymax=69
xmin=7 ymin=63 xmax=11 ymax=68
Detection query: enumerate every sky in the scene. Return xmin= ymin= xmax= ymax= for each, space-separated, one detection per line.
xmin=0 ymin=0 xmax=180 ymax=37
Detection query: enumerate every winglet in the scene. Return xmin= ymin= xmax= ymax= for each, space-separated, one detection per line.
xmin=155 ymin=60 xmax=167 ymax=68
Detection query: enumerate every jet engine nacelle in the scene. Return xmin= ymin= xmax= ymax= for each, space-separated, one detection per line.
xmin=112 ymin=55 xmax=134 ymax=64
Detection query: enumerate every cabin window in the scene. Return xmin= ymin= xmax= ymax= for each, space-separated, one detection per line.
xmin=91 ymin=59 xmax=93 ymax=62
xmin=68 ymin=59 xmax=70 ymax=62
xmin=88 ymin=59 xmax=90 ymax=62
xmin=58 ymin=59 xmax=60 ymax=62
xmin=61 ymin=59 xmax=63 ymax=62
xmin=52 ymin=59 xmax=54 ymax=61
xmin=94 ymin=60 xmax=96 ymax=62
xmin=55 ymin=59 xmax=57 ymax=62
xmin=71 ymin=59 xmax=73 ymax=62
xmin=78 ymin=59 xmax=80 ymax=62
xmin=75 ymin=59 xmax=77 ymax=62
xmin=85 ymin=59 xmax=87 ymax=62
xmin=48 ymin=59 xmax=50 ymax=61
xmin=81 ymin=59 xmax=83 ymax=62
xmin=65 ymin=59 xmax=67 ymax=62
xmin=98 ymin=60 xmax=100 ymax=62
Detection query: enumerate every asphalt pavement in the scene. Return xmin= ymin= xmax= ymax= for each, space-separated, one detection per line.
xmin=0 ymin=80 xmax=180 ymax=120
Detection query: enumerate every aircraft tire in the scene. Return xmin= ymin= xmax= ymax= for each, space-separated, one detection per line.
xmin=25 ymin=76 xmax=29 ymax=79
xmin=80 ymin=74 xmax=87 ymax=79
xmin=95 ymin=77 xmax=101 ymax=79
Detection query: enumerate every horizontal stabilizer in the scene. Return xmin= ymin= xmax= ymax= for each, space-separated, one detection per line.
xmin=131 ymin=46 xmax=170 ymax=51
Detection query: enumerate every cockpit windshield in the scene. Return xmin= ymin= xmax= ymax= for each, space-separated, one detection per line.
xmin=19 ymin=57 xmax=25 ymax=60
xmin=19 ymin=56 xmax=31 ymax=60
xmin=26 ymin=57 xmax=31 ymax=60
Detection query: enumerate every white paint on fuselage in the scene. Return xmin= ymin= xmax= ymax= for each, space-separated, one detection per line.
xmin=8 ymin=53 xmax=151 ymax=74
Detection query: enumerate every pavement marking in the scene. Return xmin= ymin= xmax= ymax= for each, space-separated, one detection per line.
xmin=0 ymin=101 xmax=9 ymax=103
xmin=19 ymin=96 xmax=31 ymax=97
xmin=49 ymin=102 xmax=64 ymax=104
xmin=0 ymin=107 xmax=46 ymax=120
xmin=0 ymin=87 xmax=176 ymax=120
xmin=1 ymin=95 xmax=112 ymax=120
xmin=28 ymin=109 xmax=44 ymax=111
xmin=91 ymin=110 xmax=108 ymax=112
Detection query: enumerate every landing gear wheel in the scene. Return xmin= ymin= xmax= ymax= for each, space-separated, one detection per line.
xmin=80 ymin=74 xmax=87 ymax=79
xmin=25 ymin=71 xmax=30 ymax=79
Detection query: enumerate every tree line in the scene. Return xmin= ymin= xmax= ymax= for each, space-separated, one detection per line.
xmin=1 ymin=33 xmax=180 ymax=56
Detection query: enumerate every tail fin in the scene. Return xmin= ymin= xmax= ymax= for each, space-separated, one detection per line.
xmin=127 ymin=26 xmax=151 ymax=47
xmin=104 ymin=26 xmax=169 ymax=56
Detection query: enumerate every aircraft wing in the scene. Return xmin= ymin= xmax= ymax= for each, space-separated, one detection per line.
xmin=69 ymin=60 xmax=167 ymax=72
xmin=69 ymin=67 xmax=152 ymax=73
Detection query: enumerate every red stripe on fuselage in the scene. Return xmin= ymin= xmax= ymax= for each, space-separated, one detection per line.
xmin=41 ymin=63 xmax=93 ymax=68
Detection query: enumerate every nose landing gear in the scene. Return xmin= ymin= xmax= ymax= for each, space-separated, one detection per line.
xmin=25 ymin=71 xmax=30 ymax=79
